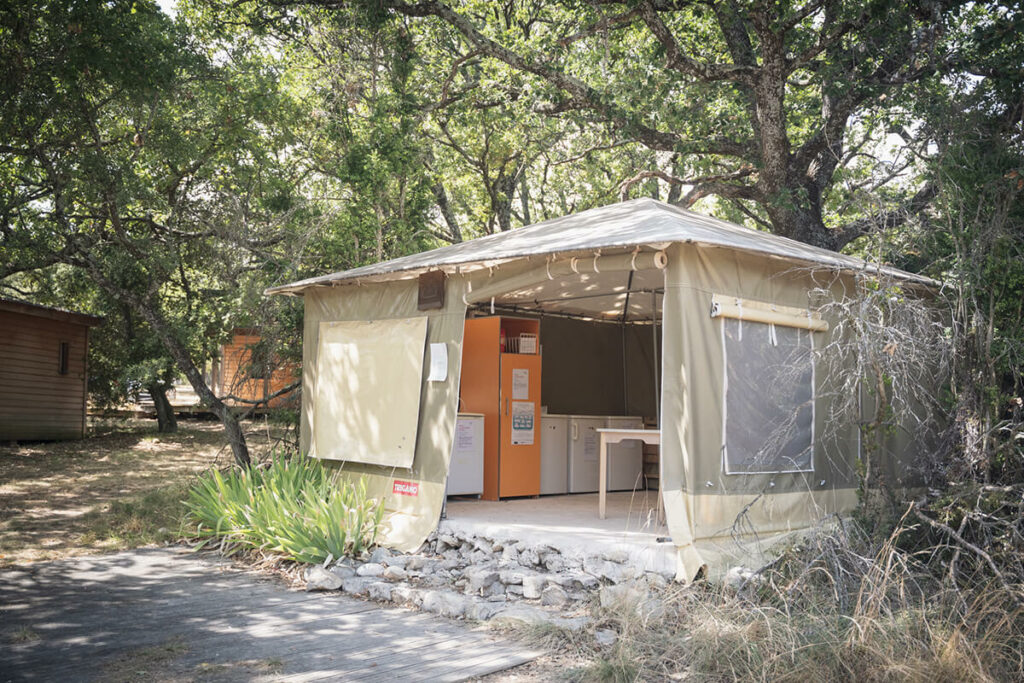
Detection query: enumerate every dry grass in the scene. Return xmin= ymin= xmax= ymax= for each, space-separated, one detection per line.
xmin=581 ymin=589 xmax=1022 ymax=682
xmin=7 ymin=626 xmax=41 ymax=643
xmin=101 ymin=636 xmax=191 ymax=683
xmin=0 ymin=417 xmax=290 ymax=566
xmin=520 ymin=519 xmax=1024 ymax=683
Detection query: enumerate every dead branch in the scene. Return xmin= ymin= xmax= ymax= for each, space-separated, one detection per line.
xmin=912 ymin=503 xmax=1024 ymax=607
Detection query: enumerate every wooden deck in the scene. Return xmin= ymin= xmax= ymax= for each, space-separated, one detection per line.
xmin=0 ymin=548 xmax=540 ymax=682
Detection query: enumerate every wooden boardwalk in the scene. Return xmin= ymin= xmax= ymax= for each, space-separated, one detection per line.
xmin=0 ymin=548 xmax=540 ymax=682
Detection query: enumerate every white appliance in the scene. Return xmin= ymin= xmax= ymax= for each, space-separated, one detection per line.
xmin=605 ymin=416 xmax=645 ymax=491
xmin=567 ymin=416 xmax=605 ymax=493
xmin=540 ymin=415 xmax=568 ymax=495
xmin=447 ymin=413 xmax=484 ymax=496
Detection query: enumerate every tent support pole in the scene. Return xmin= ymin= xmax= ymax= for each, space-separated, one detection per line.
xmin=621 ymin=270 xmax=635 ymax=415
xmin=652 ymin=291 xmax=660 ymax=427
xmin=471 ymin=302 xmax=660 ymax=324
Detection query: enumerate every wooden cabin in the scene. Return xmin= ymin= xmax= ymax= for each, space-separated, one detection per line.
xmin=0 ymin=299 xmax=102 ymax=441
xmin=210 ymin=329 xmax=298 ymax=410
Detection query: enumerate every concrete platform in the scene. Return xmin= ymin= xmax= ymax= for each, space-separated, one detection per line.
xmin=441 ymin=491 xmax=675 ymax=576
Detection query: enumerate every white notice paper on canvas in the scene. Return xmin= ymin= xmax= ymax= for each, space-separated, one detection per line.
xmin=510 ymin=401 xmax=535 ymax=445
xmin=512 ymin=368 xmax=529 ymax=399
xmin=428 ymin=342 xmax=448 ymax=382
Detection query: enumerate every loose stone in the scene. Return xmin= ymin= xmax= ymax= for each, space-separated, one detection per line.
xmin=421 ymin=589 xmax=473 ymax=619
xmin=355 ymin=563 xmax=385 ymax=577
xmin=369 ymin=547 xmax=393 ymax=564
xmin=522 ymin=574 xmax=546 ymax=600
xmin=382 ymin=565 xmax=408 ymax=581
xmin=368 ymin=581 xmax=393 ymax=602
xmin=304 ymin=565 xmax=342 ymax=591
xmin=499 ymin=569 xmax=524 ymax=585
xmin=540 ymin=584 xmax=569 ymax=607
xmin=329 ymin=565 xmax=356 ymax=581
xmin=340 ymin=576 xmax=375 ymax=596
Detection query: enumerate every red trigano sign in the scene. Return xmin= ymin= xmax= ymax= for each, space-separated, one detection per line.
xmin=392 ymin=480 xmax=419 ymax=496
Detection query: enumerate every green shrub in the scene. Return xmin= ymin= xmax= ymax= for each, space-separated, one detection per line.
xmin=184 ymin=455 xmax=384 ymax=564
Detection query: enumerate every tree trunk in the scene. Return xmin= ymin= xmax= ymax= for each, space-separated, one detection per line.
xmin=765 ymin=201 xmax=837 ymax=251
xmin=148 ymin=383 xmax=178 ymax=433
xmin=81 ymin=266 xmax=252 ymax=467
xmin=432 ymin=181 xmax=462 ymax=242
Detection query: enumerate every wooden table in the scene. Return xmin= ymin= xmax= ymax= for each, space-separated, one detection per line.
xmin=596 ymin=428 xmax=661 ymax=519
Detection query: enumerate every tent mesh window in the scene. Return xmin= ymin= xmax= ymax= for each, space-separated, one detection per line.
xmin=722 ymin=318 xmax=814 ymax=474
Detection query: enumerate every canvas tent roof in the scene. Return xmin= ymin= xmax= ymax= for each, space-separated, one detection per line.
xmin=266 ymin=198 xmax=935 ymax=296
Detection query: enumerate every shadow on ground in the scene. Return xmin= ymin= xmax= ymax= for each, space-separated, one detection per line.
xmin=0 ymin=548 xmax=538 ymax=682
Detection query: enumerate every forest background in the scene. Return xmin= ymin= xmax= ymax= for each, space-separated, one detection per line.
xmin=4 ymin=2 xmax=1024 ymax=677
xmin=1 ymin=0 xmax=1021 ymax=552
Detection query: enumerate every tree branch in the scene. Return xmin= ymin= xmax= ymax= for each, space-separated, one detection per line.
xmin=224 ymin=380 xmax=300 ymax=406
xmin=638 ymin=1 xmax=755 ymax=83
xmin=833 ymin=182 xmax=937 ymax=249
xmin=912 ymin=504 xmax=1024 ymax=607
xmin=619 ymin=165 xmax=756 ymax=201
xmin=557 ymin=7 xmax=641 ymax=47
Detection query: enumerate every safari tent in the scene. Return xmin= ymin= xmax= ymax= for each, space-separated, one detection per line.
xmin=266 ymin=198 xmax=934 ymax=581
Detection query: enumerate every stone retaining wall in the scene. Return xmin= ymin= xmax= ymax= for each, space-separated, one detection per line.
xmin=304 ymin=526 xmax=673 ymax=628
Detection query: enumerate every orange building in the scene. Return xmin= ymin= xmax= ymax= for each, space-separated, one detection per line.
xmin=211 ymin=329 xmax=298 ymax=410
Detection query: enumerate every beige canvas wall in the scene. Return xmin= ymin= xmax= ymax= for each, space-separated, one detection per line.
xmin=301 ymin=276 xmax=468 ymax=552
xmin=660 ymin=243 xmax=863 ymax=580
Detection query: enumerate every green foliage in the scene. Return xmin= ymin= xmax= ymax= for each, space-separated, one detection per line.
xmin=1 ymin=0 xmax=307 ymax=433
xmin=259 ymin=0 xmax=1018 ymax=250
xmin=185 ymin=455 xmax=384 ymax=563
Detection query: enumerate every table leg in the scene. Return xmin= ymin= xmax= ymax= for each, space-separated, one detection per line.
xmin=599 ymin=433 xmax=608 ymax=520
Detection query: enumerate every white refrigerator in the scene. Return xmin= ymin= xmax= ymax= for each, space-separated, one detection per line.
xmin=540 ymin=415 xmax=569 ymax=495
xmin=567 ymin=416 xmax=605 ymax=493
xmin=605 ymin=416 xmax=645 ymax=491
xmin=447 ymin=413 xmax=484 ymax=496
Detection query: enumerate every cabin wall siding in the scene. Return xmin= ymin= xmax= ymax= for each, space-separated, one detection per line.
xmin=215 ymin=333 xmax=297 ymax=409
xmin=0 ymin=310 xmax=90 ymax=441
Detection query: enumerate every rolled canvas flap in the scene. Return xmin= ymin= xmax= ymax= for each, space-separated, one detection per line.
xmin=710 ymin=294 xmax=828 ymax=332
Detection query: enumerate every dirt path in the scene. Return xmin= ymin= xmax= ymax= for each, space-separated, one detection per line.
xmin=0 ymin=548 xmax=539 ymax=682
xmin=0 ymin=419 xmax=289 ymax=566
